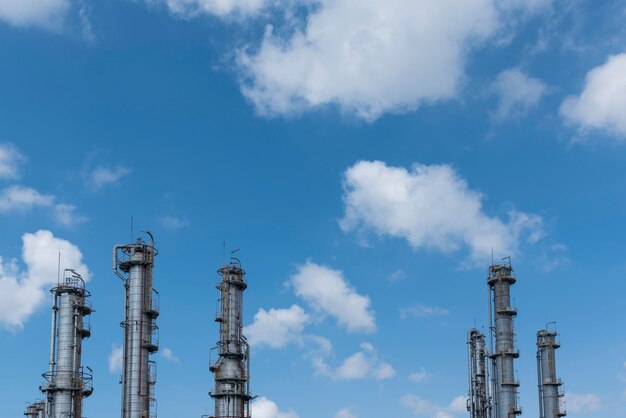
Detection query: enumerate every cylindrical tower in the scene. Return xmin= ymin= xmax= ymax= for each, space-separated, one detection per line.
xmin=488 ymin=263 xmax=521 ymax=418
xmin=537 ymin=328 xmax=566 ymax=418
xmin=467 ymin=329 xmax=490 ymax=418
xmin=114 ymin=232 xmax=159 ymax=418
xmin=24 ymin=401 xmax=45 ymax=418
xmin=41 ymin=269 xmax=94 ymax=418
xmin=209 ymin=259 xmax=252 ymax=418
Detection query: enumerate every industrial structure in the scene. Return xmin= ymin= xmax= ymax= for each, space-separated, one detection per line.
xmin=467 ymin=329 xmax=490 ymax=418
xmin=209 ymin=256 xmax=253 ymax=418
xmin=35 ymin=269 xmax=94 ymax=418
xmin=537 ymin=327 xmax=566 ymax=418
xmin=488 ymin=263 xmax=521 ymax=418
xmin=114 ymin=232 xmax=160 ymax=418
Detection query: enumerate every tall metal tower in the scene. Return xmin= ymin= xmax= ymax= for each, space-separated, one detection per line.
xmin=24 ymin=401 xmax=45 ymax=417
xmin=537 ymin=327 xmax=566 ymax=418
xmin=40 ymin=269 xmax=94 ymax=418
xmin=114 ymin=232 xmax=160 ymax=418
xmin=488 ymin=263 xmax=522 ymax=418
xmin=467 ymin=329 xmax=490 ymax=418
xmin=209 ymin=257 xmax=252 ymax=418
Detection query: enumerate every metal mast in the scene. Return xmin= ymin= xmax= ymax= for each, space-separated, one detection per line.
xmin=537 ymin=327 xmax=566 ymax=418
xmin=114 ymin=232 xmax=160 ymax=418
xmin=209 ymin=257 xmax=252 ymax=418
xmin=467 ymin=329 xmax=490 ymax=418
xmin=488 ymin=263 xmax=522 ymax=418
xmin=40 ymin=269 xmax=94 ymax=418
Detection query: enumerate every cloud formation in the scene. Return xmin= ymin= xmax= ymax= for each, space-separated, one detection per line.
xmin=0 ymin=0 xmax=69 ymax=29
xmin=0 ymin=185 xmax=86 ymax=227
xmin=489 ymin=68 xmax=547 ymax=121
xmin=86 ymin=166 xmax=130 ymax=190
xmin=236 ymin=0 xmax=550 ymax=120
xmin=251 ymin=397 xmax=299 ymax=418
xmin=163 ymin=0 xmax=270 ymax=18
xmin=0 ymin=230 xmax=90 ymax=328
xmin=340 ymin=161 xmax=544 ymax=264
xmin=290 ymin=261 xmax=375 ymax=333
xmin=108 ymin=344 xmax=123 ymax=373
xmin=335 ymin=408 xmax=357 ymax=418
xmin=161 ymin=347 xmax=180 ymax=362
xmin=403 ymin=394 xmax=467 ymax=418
xmin=564 ymin=393 xmax=601 ymax=413
xmin=244 ymin=304 xmax=310 ymax=348
xmin=312 ymin=342 xmax=395 ymax=381
xmin=0 ymin=144 xmax=25 ymax=180
xmin=400 ymin=304 xmax=450 ymax=319
xmin=560 ymin=52 xmax=626 ymax=138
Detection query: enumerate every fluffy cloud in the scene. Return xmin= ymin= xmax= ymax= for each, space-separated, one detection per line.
xmin=251 ymin=397 xmax=299 ymax=418
xmin=335 ymin=408 xmax=357 ymax=418
xmin=290 ymin=261 xmax=375 ymax=333
xmin=564 ymin=393 xmax=601 ymax=413
xmin=409 ymin=368 xmax=430 ymax=383
xmin=403 ymin=395 xmax=467 ymax=418
xmin=489 ymin=68 xmax=547 ymax=121
xmin=160 ymin=216 xmax=190 ymax=230
xmin=0 ymin=185 xmax=86 ymax=227
xmin=161 ymin=347 xmax=179 ymax=363
xmin=86 ymin=166 xmax=131 ymax=190
xmin=0 ymin=230 xmax=90 ymax=328
xmin=340 ymin=161 xmax=544 ymax=264
xmin=400 ymin=304 xmax=450 ymax=319
xmin=560 ymin=52 xmax=626 ymax=138
xmin=244 ymin=304 xmax=310 ymax=348
xmin=0 ymin=0 xmax=69 ymax=29
xmin=237 ymin=0 xmax=550 ymax=120
xmin=0 ymin=143 xmax=25 ymax=180
xmin=313 ymin=342 xmax=395 ymax=381
xmin=163 ymin=0 xmax=271 ymax=18
xmin=108 ymin=344 xmax=123 ymax=373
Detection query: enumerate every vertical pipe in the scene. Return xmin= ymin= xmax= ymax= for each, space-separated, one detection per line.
xmin=537 ymin=329 xmax=565 ymax=418
xmin=468 ymin=329 xmax=490 ymax=418
xmin=488 ymin=264 xmax=521 ymax=418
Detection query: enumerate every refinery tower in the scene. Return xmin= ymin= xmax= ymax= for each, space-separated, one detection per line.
xmin=537 ymin=327 xmax=566 ymax=418
xmin=34 ymin=269 xmax=94 ymax=418
xmin=209 ymin=256 xmax=253 ymax=418
xmin=114 ymin=232 xmax=160 ymax=418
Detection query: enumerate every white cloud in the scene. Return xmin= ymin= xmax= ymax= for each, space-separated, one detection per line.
xmin=0 ymin=230 xmax=90 ymax=328
xmin=335 ymin=408 xmax=357 ymax=418
xmin=86 ymin=166 xmax=130 ymax=190
xmin=340 ymin=161 xmax=544 ymax=264
xmin=290 ymin=261 xmax=376 ymax=333
xmin=161 ymin=347 xmax=179 ymax=363
xmin=160 ymin=216 xmax=190 ymax=230
xmin=0 ymin=143 xmax=25 ymax=180
xmin=237 ymin=0 xmax=550 ymax=120
xmin=409 ymin=368 xmax=431 ymax=383
xmin=386 ymin=270 xmax=406 ymax=283
xmin=108 ymin=344 xmax=123 ymax=374
xmin=163 ymin=0 xmax=271 ymax=18
xmin=489 ymin=68 xmax=547 ymax=121
xmin=251 ymin=397 xmax=299 ymax=418
xmin=0 ymin=0 xmax=70 ymax=29
xmin=403 ymin=395 xmax=467 ymax=418
xmin=244 ymin=304 xmax=310 ymax=348
xmin=0 ymin=185 xmax=86 ymax=227
xmin=313 ymin=342 xmax=395 ymax=381
xmin=400 ymin=304 xmax=450 ymax=319
xmin=564 ymin=393 xmax=601 ymax=413
xmin=560 ymin=52 xmax=626 ymax=138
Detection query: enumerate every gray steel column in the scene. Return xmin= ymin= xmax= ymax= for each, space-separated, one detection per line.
xmin=210 ymin=261 xmax=252 ymax=418
xmin=115 ymin=234 xmax=159 ymax=418
xmin=488 ymin=264 xmax=521 ymax=418
xmin=40 ymin=270 xmax=93 ymax=418
xmin=537 ymin=329 xmax=565 ymax=418
xmin=24 ymin=401 xmax=45 ymax=418
xmin=468 ymin=329 xmax=490 ymax=418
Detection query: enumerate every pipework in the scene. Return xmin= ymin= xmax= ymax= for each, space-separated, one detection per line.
xmin=537 ymin=327 xmax=566 ymax=418
xmin=467 ymin=329 xmax=490 ymax=418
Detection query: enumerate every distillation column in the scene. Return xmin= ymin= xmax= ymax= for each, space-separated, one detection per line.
xmin=537 ymin=329 xmax=566 ymax=418
xmin=114 ymin=233 xmax=160 ymax=418
xmin=209 ymin=260 xmax=252 ymax=418
xmin=467 ymin=329 xmax=490 ymax=418
xmin=40 ymin=269 xmax=94 ymax=418
xmin=24 ymin=401 xmax=45 ymax=418
xmin=488 ymin=264 xmax=521 ymax=418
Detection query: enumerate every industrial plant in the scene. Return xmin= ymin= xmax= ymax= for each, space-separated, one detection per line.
xmin=467 ymin=262 xmax=567 ymax=418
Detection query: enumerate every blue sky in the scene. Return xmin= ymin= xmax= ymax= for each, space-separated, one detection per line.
xmin=1 ymin=0 xmax=626 ymax=417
